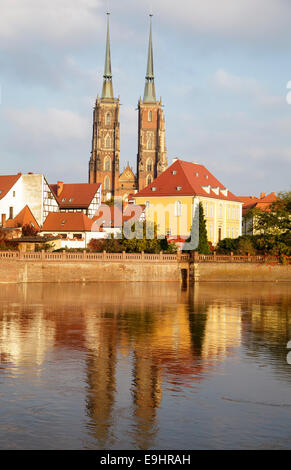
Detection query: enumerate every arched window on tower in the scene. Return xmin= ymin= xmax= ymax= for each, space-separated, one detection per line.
xmin=106 ymin=112 xmax=111 ymax=125
xmin=104 ymin=176 xmax=110 ymax=191
xmin=146 ymin=175 xmax=152 ymax=186
xmin=147 ymin=137 xmax=153 ymax=150
xmin=105 ymin=135 xmax=111 ymax=149
xmin=146 ymin=158 xmax=153 ymax=172
xmin=104 ymin=157 xmax=111 ymax=171
xmin=148 ymin=110 xmax=152 ymax=122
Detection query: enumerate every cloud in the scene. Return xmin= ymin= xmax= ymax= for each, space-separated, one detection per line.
xmin=122 ymin=0 xmax=291 ymax=42
xmin=0 ymin=0 xmax=102 ymax=46
xmin=3 ymin=108 xmax=90 ymax=155
xmin=212 ymin=69 xmax=283 ymax=107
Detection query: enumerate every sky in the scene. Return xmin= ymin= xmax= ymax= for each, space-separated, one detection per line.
xmin=0 ymin=0 xmax=291 ymax=196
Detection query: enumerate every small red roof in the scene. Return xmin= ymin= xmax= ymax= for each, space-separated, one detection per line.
xmin=135 ymin=160 xmax=242 ymax=202
xmin=0 ymin=174 xmax=22 ymax=200
xmin=239 ymin=192 xmax=277 ymax=216
xmin=42 ymin=212 xmax=93 ymax=232
xmin=50 ymin=183 xmax=101 ymax=209
xmin=5 ymin=205 xmax=40 ymax=230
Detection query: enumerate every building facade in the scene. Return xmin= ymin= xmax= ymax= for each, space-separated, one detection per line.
xmin=135 ymin=159 xmax=243 ymax=246
xmin=0 ymin=173 xmax=59 ymax=227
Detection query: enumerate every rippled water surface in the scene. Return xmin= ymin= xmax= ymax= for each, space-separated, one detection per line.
xmin=0 ymin=282 xmax=291 ymax=449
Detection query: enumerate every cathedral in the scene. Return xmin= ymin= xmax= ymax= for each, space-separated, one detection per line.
xmin=88 ymin=14 xmax=168 ymax=201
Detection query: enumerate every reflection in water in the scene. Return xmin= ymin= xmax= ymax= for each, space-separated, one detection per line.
xmin=0 ymin=282 xmax=291 ymax=449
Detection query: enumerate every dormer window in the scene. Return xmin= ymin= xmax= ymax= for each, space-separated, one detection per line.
xmin=195 ymin=172 xmax=199 ymax=177
xmin=69 ymin=198 xmax=74 ymax=203
xmin=61 ymin=220 xmax=66 ymax=225
xmin=172 ymin=170 xmax=177 ymax=175
xmin=62 ymin=198 xmax=66 ymax=202
xmin=176 ymin=186 xmax=182 ymax=191
xmin=205 ymin=174 xmax=209 ymax=179
xmin=151 ymin=187 xmax=157 ymax=191
xmin=201 ymin=185 xmax=210 ymax=194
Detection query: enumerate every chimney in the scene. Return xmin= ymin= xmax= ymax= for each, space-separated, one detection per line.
xmin=57 ymin=181 xmax=63 ymax=197
xmin=1 ymin=214 xmax=6 ymax=227
xmin=260 ymin=192 xmax=266 ymax=199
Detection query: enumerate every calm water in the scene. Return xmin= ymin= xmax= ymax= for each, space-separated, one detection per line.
xmin=0 ymin=282 xmax=291 ymax=450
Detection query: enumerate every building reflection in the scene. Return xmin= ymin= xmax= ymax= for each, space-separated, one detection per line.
xmin=0 ymin=282 xmax=290 ymax=448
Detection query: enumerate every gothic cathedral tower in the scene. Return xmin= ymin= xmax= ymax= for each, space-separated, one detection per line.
xmin=137 ymin=15 xmax=167 ymax=191
xmin=89 ymin=13 xmax=120 ymax=201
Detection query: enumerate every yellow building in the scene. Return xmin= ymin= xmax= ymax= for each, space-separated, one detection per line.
xmin=135 ymin=159 xmax=243 ymax=245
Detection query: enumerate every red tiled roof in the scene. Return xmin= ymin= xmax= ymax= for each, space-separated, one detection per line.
xmin=42 ymin=212 xmax=93 ymax=232
xmin=5 ymin=205 xmax=40 ymax=230
xmin=135 ymin=160 xmax=242 ymax=202
xmin=239 ymin=192 xmax=277 ymax=216
xmin=50 ymin=183 xmax=101 ymax=209
xmin=0 ymin=174 xmax=22 ymax=200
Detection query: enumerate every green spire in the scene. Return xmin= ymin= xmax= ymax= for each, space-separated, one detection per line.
xmin=143 ymin=14 xmax=156 ymax=103
xmin=102 ymin=12 xmax=114 ymax=99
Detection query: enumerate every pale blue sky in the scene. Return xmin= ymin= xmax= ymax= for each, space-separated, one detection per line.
xmin=1 ymin=0 xmax=291 ymax=195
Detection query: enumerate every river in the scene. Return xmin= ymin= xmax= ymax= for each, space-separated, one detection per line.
xmin=0 ymin=282 xmax=290 ymax=449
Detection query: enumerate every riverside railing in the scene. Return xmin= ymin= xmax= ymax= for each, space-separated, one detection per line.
xmin=0 ymin=251 xmax=288 ymax=264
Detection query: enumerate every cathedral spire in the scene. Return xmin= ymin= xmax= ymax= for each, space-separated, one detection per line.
xmin=102 ymin=12 xmax=114 ymax=99
xmin=143 ymin=14 xmax=156 ymax=103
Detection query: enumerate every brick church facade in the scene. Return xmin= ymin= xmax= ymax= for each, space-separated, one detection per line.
xmin=88 ymin=14 xmax=167 ymax=201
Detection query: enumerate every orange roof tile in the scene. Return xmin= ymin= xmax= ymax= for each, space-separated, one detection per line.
xmin=239 ymin=192 xmax=277 ymax=216
xmin=42 ymin=212 xmax=93 ymax=232
xmin=135 ymin=160 xmax=242 ymax=202
xmin=0 ymin=174 xmax=22 ymax=200
xmin=5 ymin=205 xmax=40 ymax=230
xmin=50 ymin=183 xmax=101 ymax=209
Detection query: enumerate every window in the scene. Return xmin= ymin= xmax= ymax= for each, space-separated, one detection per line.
xmin=205 ymin=174 xmax=209 ymax=179
xmin=175 ymin=201 xmax=182 ymax=217
xmin=147 ymin=175 xmax=153 ymax=186
xmin=204 ymin=202 xmax=208 ymax=217
xmin=104 ymin=157 xmax=111 ymax=171
xmin=232 ymin=207 xmax=235 ymax=219
xmin=227 ymin=227 xmax=230 ymax=237
xmin=13 ymin=191 xmax=15 ymax=197
xmin=227 ymin=206 xmax=230 ymax=219
xmin=105 ymin=135 xmax=111 ymax=148
xmin=195 ymin=172 xmax=199 ymax=177
xmin=62 ymin=198 xmax=66 ymax=203
xmin=61 ymin=220 xmax=66 ymax=225
xmin=106 ymin=112 xmax=111 ymax=125
xmin=209 ymin=204 xmax=213 ymax=217
xmin=9 ymin=207 xmax=13 ymax=219
xmin=151 ymin=186 xmax=157 ymax=191
xmin=73 ymin=234 xmax=82 ymax=240
xmin=172 ymin=170 xmax=177 ymax=175
xmin=69 ymin=198 xmax=74 ymax=203
xmin=176 ymin=186 xmax=182 ymax=191
xmin=104 ymin=176 xmax=110 ymax=190
xmin=148 ymin=110 xmax=152 ymax=122
xmin=146 ymin=201 xmax=150 ymax=215
xmin=146 ymin=158 xmax=153 ymax=172
xmin=209 ymin=224 xmax=213 ymax=239
xmin=219 ymin=204 xmax=223 ymax=218
xmin=231 ymin=228 xmax=234 ymax=238
xmin=147 ymin=137 xmax=153 ymax=150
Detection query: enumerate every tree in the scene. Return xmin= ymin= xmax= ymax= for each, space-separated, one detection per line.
xmin=197 ymin=202 xmax=210 ymax=254
xmin=22 ymin=224 xmax=39 ymax=237
xmin=252 ymin=191 xmax=291 ymax=235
